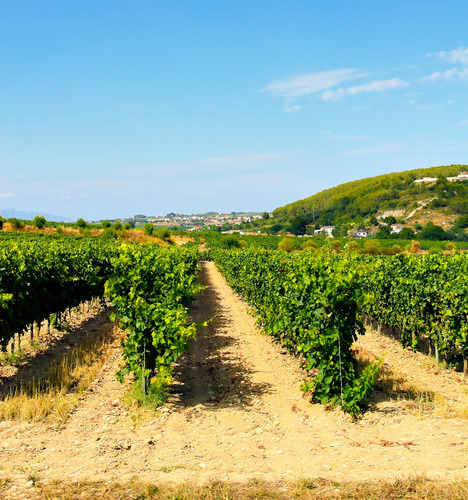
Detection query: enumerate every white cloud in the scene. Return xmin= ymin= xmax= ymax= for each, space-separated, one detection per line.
xmin=321 ymin=78 xmax=407 ymax=101
xmin=420 ymin=67 xmax=468 ymax=82
xmin=285 ymin=105 xmax=302 ymax=112
xmin=261 ymin=69 xmax=367 ymax=99
xmin=436 ymin=47 xmax=468 ymax=66
xmin=0 ymin=192 xmax=14 ymax=198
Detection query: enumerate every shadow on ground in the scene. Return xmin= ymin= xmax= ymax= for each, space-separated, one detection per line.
xmin=170 ymin=263 xmax=272 ymax=410
xmin=0 ymin=309 xmax=113 ymax=397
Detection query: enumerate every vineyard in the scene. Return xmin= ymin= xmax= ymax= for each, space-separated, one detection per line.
xmin=1 ymin=233 xmax=467 ymax=415
xmin=0 ymin=232 xmax=467 ymax=497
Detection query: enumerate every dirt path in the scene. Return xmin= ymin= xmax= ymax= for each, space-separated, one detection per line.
xmin=1 ymin=261 xmax=467 ymax=495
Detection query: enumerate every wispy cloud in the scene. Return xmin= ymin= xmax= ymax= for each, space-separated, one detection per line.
xmin=261 ymin=69 xmax=367 ymax=99
xmin=420 ymin=67 xmax=468 ymax=82
xmin=0 ymin=192 xmax=14 ymax=198
xmin=285 ymin=105 xmax=302 ymax=112
xmin=119 ymin=152 xmax=285 ymax=178
xmin=421 ymin=46 xmax=468 ymax=82
xmin=343 ymin=142 xmax=405 ymax=157
xmin=322 ymin=78 xmax=407 ymax=101
xmin=321 ymin=131 xmax=371 ymax=142
xmin=436 ymin=47 xmax=468 ymax=66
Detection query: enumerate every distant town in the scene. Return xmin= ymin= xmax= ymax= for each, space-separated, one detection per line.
xmin=104 ymin=212 xmax=268 ymax=232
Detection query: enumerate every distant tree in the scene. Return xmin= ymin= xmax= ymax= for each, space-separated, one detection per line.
xmin=268 ymin=224 xmax=283 ymax=234
xmin=144 ymin=222 xmax=154 ymax=235
xmin=8 ymin=218 xmax=24 ymax=230
xmin=418 ymin=222 xmax=450 ymax=241
xmin=76 ymin=218 xmax=87 ymax=228
xmin=278 ymin=238 xmax=294 ymax=252
xmin=101 ymin=227 xmax=117 ymax=239
xmin=330 ymin=240 xmax=341 ymax=253
xmin=369 ymin=215 xmax=378 ymax=226
xmin=301 ymin=239 xmax=318 ymax=252
xmin=382 ymin=215 xmax=396 ymax=225
xmin=101 ymin=220 xmax=111 ymax=228
xmin=222 ymin=234 xmax=240 ymax=249
xmin=156 ymin=228 xmax=171 ymax=240
xmin=362 ymin=240 xmax=381 ymax=254
xmin=123 ymin=222 xmax=132 ymax=230
xmin=409 ymin=240 xmax=421 ymax=253
xmin=343 ymin=241 xmax=358 ymax=252
xmin=32 ymin=215 xmax=46 ymax=229
xmin=399 ymin=227 xmax=415 ymax=239
xmin=0 ymin=216 xmax=4 ymax=230
xmin=113 ymin=220 xmax=122 ymax=231
xmin=262 ymin=211 xmax=270 ymax=220
xmin=289 ymin=216 xmax=308 ymax=235
xmin=376 ymin=225 xmax=392 ymax=239
xmin=454 ymin=214 xmax=468 ymax=228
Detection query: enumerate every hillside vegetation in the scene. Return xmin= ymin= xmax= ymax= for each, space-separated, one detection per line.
xmin=272 ymin=164 xmax=468 ymax=228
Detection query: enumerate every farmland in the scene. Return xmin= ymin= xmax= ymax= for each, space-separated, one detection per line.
xmin=0 ymin=232 xmax=467 ymax=498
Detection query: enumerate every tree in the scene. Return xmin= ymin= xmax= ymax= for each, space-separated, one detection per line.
xmin=454 ymin=214 xmax=468 ymax=228
xmin=144 ymin=223 xmax=154 ymax=235
xmin=8 ymin=218 xmax=24 ymax=230
xmin=123 ymin=222 xmax=132 ymax=230
xmin=0 ymin=216 xmax=4 ymax=230
xmin=76 ymin=218 xmax=87 ymax=229
xmin=222 ymin=234 xmax=240 ymax=249
xmin=399 ymin=227 xmax=415 ymax=239
xmin=289 ymin=216 xmax=308 ymax=235
xmin=302 ymin=239 xmax=318 ymax=251
xmin=33 ymin=215 xmax=46 ymax=229
xmin=101 ymin=220 xmax=111 ymax=228
xmin=418 ymin=222 xmax=450 ymax=241
xmin=262 ymin=211 xmax=270 ymax=220
xmin=278 ymin=238 xmax=294 ymax=252
xmin=113 ymin=220 xmax=123 ymax=231
xmin=376 ymin=225 xmax=392 ymax=239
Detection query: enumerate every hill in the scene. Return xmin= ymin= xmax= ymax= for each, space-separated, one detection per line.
xmin=271 ymin=164 xmax=468 ymax=230
xmin=0 ymin=208 xmax=73 ymax=223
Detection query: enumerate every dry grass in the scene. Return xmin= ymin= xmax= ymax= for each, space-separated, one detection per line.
xmin=1 ymin=477 xmax=467 ymax=500
xmin=0 ymin=323 xmax=118 ymax=423
xmin=355 ymin=347 xmax=468 ymax=419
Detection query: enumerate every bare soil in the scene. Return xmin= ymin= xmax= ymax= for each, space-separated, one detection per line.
xmin=0 ymin=261 xmax=467 ymax=498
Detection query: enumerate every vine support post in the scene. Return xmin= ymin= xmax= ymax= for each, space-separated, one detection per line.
xmin=463 ymin=358 xmax=468 ymax=379
xmin=141 ymin=341 xmax=146 ymax=407
xmin=435 ymin=345 xmax=440 ymax=365
xmin=30 ymin=323 xmax=34 ymax=342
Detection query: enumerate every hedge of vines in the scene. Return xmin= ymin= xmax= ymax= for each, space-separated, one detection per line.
xmin=212 ymin=248 xmax=381 ymax=417
xmin=0 ymin=233 xmax=118 ymax=349
xmin=105 ymin=244 xmax=203 ymax=386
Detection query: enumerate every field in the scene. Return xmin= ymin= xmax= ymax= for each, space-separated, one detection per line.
xmin=0 ymin=234 xmax=467 ymax=499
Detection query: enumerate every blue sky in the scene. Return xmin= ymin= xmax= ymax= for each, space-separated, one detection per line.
xmin=1 ymin=1 xmax=468 ymax=220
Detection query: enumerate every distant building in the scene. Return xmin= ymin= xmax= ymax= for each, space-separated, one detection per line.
xmin=350 ymin=228 xmax=368 ymax=239
xmin=390 ymin=224 xmax=404 ymax=234
xmin=414 ymin=177 xmax=438 ymax=184
xmin=313 ymin=226 xmax=335 ymax=237
xmin=447 ymin=172 xmax=468 ymax=182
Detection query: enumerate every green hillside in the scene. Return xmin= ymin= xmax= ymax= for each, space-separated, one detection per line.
xmin=272 ymin=164 xmax=468 ymax=228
